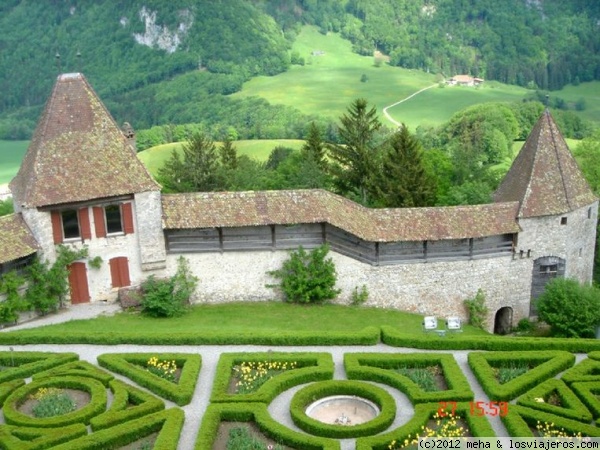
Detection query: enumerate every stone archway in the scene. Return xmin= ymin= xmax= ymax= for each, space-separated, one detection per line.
xmin=494 ymin=307 xmax=513 ymax=335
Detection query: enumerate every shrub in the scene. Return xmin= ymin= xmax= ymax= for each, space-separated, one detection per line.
xmin=536 ymin=278 xmax=600 ymax=338
xmin=267 ymin=244 xmax=340 ymax=304
xmin=31 ymin=387 xmax=77 ymax=418
xmin=351 ymin=284 xmax=369 ymax=306
xmin=514 ymin=318 xmax=534 ymax=333
xmin=141 ymin=257 xmax=198 ymax=318
xmin=464 ymin=289 xmax=488 ymax=329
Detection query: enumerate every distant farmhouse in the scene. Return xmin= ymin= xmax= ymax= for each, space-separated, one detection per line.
xmin=1 ymin=73 xmax=597 ymax=333
xmin=447 ymin=75 xmax=484 ymax=86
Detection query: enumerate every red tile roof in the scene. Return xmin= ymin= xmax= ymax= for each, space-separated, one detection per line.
xmin=162 ymin=190 xmax=521 ymax=242
xmin=10 ymin=73 xmax=158 ymax=208
xmin=494 ymin=110 xmax=597 ymax=217
xmin=0 ymin=213 xmax=38 ymax=264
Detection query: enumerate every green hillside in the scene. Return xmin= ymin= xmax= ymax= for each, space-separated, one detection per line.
xmin=138 ymin=139 xmax=305 ymax=178
xmin=0 ymin=140 xmax=28 ymax=184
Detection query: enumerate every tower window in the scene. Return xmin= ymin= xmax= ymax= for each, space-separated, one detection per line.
xmin=105 ymin=205 xmax=123 ymax=234
xmin=560 ymin=217 xmax=567 ymax=225
xmin=588 ymin=208 xmax=592 ymax=219
xmin=61 ymin=210 xmax=80 ymax=239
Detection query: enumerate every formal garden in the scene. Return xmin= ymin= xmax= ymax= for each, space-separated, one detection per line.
xmin=0 ymin=249 xmax=599 ymax=449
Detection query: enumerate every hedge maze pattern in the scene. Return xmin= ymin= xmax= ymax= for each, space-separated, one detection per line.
xmin=0 ymin=350 xmax=598 ymax=449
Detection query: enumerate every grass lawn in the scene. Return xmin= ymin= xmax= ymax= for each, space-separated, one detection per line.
xmin=0 ymin=140 xmax=28 ymax=184
xmin=137 ymin=139 xmax=305 ymax=177
xmin=6 ymin=302 xmax=489 ymax=337
xmin=556 ymin=80 xmax=600 ymax=123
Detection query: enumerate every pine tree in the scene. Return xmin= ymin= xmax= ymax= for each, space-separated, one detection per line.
xmin=327 ymin=98 xmax=382 ymax=204
xmin=219 ymin=137 xmax=238 ymax=170
xmin=371 ymin=124 xmax=436 ymax=207
xmin=301 ymin=121 xmax=326 ymax=169
xmin=158 ymin=132 xmax=222 ymax=192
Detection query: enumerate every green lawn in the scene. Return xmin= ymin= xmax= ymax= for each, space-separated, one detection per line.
xmin=6 ymin=302 xmax=488 ymax=338
xmin=0 ymin=140 xmax=28 ymax=184
xmin=556 ymin=81 xmax=600 ymax=123
xmin=137 ymin=139 xmax=305 ymax=177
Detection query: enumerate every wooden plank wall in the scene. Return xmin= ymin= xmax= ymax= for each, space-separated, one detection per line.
xmin=165 ymin=224 xmax=514 ymax=265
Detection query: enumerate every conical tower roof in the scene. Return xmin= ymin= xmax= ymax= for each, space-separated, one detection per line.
xmin=10 ymin=73 xmax=158 ymax=208
xmin=493 ymin=109 xmax=596 ymax=218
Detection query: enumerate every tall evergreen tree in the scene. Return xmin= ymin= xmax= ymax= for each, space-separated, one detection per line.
xmin=371 ymin=124 xmax=436 ymax=207
xmin=158 ymin=132 xmax=222 ymax=192
xmin=327 ymin=98 xmax=382 ymax=204
xmin=219 ymin=137 xmax=238 ymax=170
xmin=302 ymin=121 xmax=326 ymax=169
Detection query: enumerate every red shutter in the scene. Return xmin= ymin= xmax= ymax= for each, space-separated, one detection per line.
xmin=121 ymin=202 xmax=134 ymax=235
xmin=51 ymin=211 xmax=63 ymax=244
xmin=68 ymin=262 xmax=90 ymax=304
xmin=109 ymin=257 xmax=130 ymax=288
xmin=93 ymin=206 xmax=106 ymax=238
xmin=78 ymin=208 xmax=91 ymax=240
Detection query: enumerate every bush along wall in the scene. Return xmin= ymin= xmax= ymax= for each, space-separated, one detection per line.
xmin=97 ymin=353 xmax=201 ymax=406
xmin=210 ymin=352 xmax=334 ymax=403
xmin=344 ymin=353 xmax=473 ymax=403
xmin=381 ymin=326 xmax=600 ymax=352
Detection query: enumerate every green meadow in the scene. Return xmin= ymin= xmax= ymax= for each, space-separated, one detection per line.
xmin=137 ymin=139 xmax=305 ymax=177
xmin=232 ymin=26 xmax=532 ymax=130
xmin=555 ymin=81 xmax=600 ymax=123
xmin=0 ymin=140 xmax=28 ymax=184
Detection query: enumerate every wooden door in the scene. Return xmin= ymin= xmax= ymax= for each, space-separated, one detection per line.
xmin=68 ymin=262 xmax=90 ymax=304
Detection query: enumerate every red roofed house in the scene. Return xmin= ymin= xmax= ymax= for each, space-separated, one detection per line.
xmin=2 ymin=73 xmax=596 ymax=333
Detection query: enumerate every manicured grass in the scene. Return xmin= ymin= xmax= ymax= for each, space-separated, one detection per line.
xmin=6 ymin=302 xmax=489 ymax=337
xmin=137 ymin=139 xmax=305 ymax=177
xmin=0 ymin=140 xmax=28 ymax=184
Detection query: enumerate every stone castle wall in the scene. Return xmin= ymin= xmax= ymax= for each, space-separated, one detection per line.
xmin=164 ymin=249 xmax=533 ymax=332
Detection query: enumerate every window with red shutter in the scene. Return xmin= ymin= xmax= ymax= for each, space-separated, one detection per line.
xmin=121 ymin=202 xmax=134 ymax=235
xmin=50 ymin=211 xmax=63 ymax=244
xmin=93 ymin=206 xmax=106 ymax=238
xmin=78 ymin=208 xmax=91 ymax=240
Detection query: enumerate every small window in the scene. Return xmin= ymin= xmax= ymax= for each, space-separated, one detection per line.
xmin=579 ymin=248 xmax=583 ymax=257
xmin=588 ymin=208 xmax=592 ymax=219
xmin=61 ymin=210 xmax=80 ymax=239
xmin=560 ymin=217 xmax=567 ymax=225
xmin=105 ymin=205 xmax=123 ymax=234
xmin=540 ymin=264 xmax=558 ymax=275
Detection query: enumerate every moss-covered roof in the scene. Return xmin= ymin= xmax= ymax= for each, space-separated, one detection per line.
xmin=494 ymin=110 xmax=597 ymax=217
xmin=10 ymin=73 xmax=158 ymax=208
xmin=162 ymin=190 xmax=521 ymax=242
xmin=0 ymin=214 xmax=38 ymax=264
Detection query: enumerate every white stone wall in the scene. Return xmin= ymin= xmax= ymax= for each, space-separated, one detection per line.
xmin=516 ymin=202 xmax=598 ymax=284
xmin=164 ymin=250 xmax=533 ymax=332
xmin=134 ymin=191 xmax=167 ymax=271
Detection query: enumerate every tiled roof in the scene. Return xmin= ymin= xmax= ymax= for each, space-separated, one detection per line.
xmin=494 ymin=110 xmax=597 ymax=218
xmin=0 ymin=214 xmax=38 ymax=264
xmin=162 ymin=190 xmax=521 ymax=242
xmin=10 ymin=73 xmax=158 ymax=208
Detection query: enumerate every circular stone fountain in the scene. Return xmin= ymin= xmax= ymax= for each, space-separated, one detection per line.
xmin=305 ymin=395 xmax=380 ymax=425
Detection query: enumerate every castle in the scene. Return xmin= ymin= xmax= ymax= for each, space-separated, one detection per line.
xmin=1 ymin=73 xmax=597 ymax=333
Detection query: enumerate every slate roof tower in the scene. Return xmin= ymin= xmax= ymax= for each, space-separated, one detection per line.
xmin=10 ymin=73 xmax=166 ymax=303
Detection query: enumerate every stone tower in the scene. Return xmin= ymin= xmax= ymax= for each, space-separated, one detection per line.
xmin=494 ymin=109 xmax=598 ymax=316
xmin=10 ymin=73 xmax=166 ymax=302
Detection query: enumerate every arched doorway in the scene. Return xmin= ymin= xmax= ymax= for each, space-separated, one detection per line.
xmin=494 ymin=307 xmax=513 ymax=335
xmin=530 ymin=256 xmax=565 ymax=316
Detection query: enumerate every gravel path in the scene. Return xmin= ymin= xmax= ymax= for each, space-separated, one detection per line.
xmin=0 ymin=304 xmax=584 ymax=449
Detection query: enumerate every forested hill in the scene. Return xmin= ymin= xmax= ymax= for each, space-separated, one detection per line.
xmin=1 ymin=0 xmax=599 ymax=139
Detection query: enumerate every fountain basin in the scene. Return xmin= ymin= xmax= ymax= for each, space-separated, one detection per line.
xmin=305 ymin=395 xmax=380 ymax=425
xmin=290 ymin=380 xmax=396 ymax=438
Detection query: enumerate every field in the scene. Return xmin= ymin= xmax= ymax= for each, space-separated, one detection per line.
xmin=0 ymin=140 xmax=28 ymax=184
xmin=232 ymin=26 xmax=532 ymax=130
xmin=137 ymin=139 xmax=305 ymax=177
